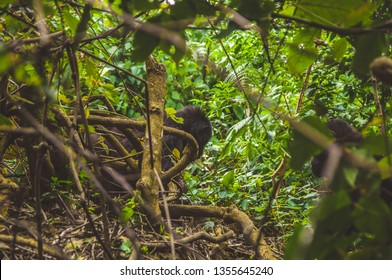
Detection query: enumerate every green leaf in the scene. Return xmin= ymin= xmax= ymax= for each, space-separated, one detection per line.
xmin=342 ymin=165 xmax=358 ymax=187
xmin=319 ymin=190 xmax=351 ymax=215
xmin=120 ymin=198 xmax=136 ymax=223
xmin=133 ymin=0 xmax=161 ymax=11
xmin=165 ymin=107 xmax=177 ymax=116
xmin=352 ymin=33 xmax=386 ymax=78
xmin=287 ymin=29 xmax=319 ymax=74
xmin=360 ymin=134 xmax=392 ymax=156
xmin=0 ymin=113 xmax=11 ymax=126
xmin=227 ymin=117 xmax=252 ymax=139
xmin=105 ymin=0 xmax=122 ymax=14
xmin=120 ymin=240 xmax=133 ymax=254
xmin=287 ymin=48 xmax=317 ymax=74
xmin=353 ymin=195 xmax=392 ymax=242
xmin=288 ymin=116 xmax=331 ymax=171
xmin=377 ymin=156 xmax=392 ymax=180
xmin=4 ymin=15 xmax=25 ymax=33
xmin=63 ymin=8 xmax=79 ymax=35
xmin=0 ymin=52 xmax=15 ymax=73
xmin=170 ymin=0 xmax=215 ymax=20
xmin=172 ymin=148 xmax=181 ymax=160
xmin=0 ymin=0 xmax=13 ymax=8
xmin=171 ymin=91 xmax=181 ymax=101
xmin=84 ymin=58 xmax=98 ymax=78
xmin=331 ymin=38 xmax=348 ymax=62
xmin=284 ymin=225 xmax=314 ymax=260
xmin=166 ymin=108 xmax=184 ymax=124
xmin=159 ymin=30 xmax=186 ymax=63
xmin=87 ymin=125 xmax=96 ymax=133
xmin=294 ymin=0 xmax=376 ymax=27
xmin=14 ymin=64 xmax=42 ymax=85
xmin=222 ymin=170 xmax=235 ymax=188
xmin=233 ymin=104 xmax=244 ymax=120
xmin=131 ymin=30 xmax=160 ymax=62
xmin=235 ymin=0 xmax=274 ymax=21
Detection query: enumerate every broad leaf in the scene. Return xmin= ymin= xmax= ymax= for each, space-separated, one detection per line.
xmin=331 ymin=38 xmax=348 ymax=62
xmin=352 ymin=33 xmax=386 ymax=78
xmin=170 ymin=0 xmax=216 ymax=20
xmin=287 ymin=29 xmax=319 ymax=74
xmin=131 ymin=31 xmax=160 ymax=62
xmin=288 ymin=116 xmax=331 ymax=171
xmin=293 ymin=0 xmax=376 ymax=27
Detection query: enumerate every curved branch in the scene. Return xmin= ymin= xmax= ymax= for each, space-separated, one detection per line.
xmin=95 ymin=125 xmax=139 ymax=173
xmin=0 ymin=233 xmax=71 ymax=260
xmin=164 ymin=204 xmax=277 ymax=260
xmin=272 ymin=12 xmax=392 ymax=36
xmin=5 ymin=31 xmax=66 ymax=50
xmin=160 ymin=128 xmax=199 ymax=184
xmin=142 ymin=230 xmax=235 ymax=249
xmin=73 ymin=115 xmax=200 ymax=180
xmin=83 ymin=94 xmax=116 ymax=112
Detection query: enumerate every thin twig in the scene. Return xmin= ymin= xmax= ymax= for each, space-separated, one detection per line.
xmin=295 ymin=65 xmax=312 ymax=114
xmin=154 ymin=168 xmax=176 ymax=260
xmin=372 ymin=78 xmax=386 ymax=135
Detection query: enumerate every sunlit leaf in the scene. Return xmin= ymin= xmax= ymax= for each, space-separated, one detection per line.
xmin=287 ymin=29 xmax=319 ymax=74
xmin=166 ymin=108 xmax=184 ymax=124
xmin=85 ymin=58 xmax=98 ymax=78
xmin=172 ymin=148 xmax=181 ymax=160
xmin=222 ymin=170 xmax=235 ymax=188
xmin=0 ymin=113 xmax=11 ymax=126
xmin=63 ymin=8 xmax=79 ymax=34
xmin=293 ymin=0 xmax=376 ymax=27
xmin=331 ymin=38 xmax=348 ymax=62
xmin=165 ymin=107 xmax=177 ymax=115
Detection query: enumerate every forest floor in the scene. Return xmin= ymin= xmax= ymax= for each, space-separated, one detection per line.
xmin=0 ymin=188 xmax=284 ymax=260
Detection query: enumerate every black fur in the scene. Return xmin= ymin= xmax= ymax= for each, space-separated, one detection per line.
xmin=310 ymin=119 xmax=392 ymax=204
xmin=162 ymin=106 xmax=212 ymax=171
xmin=311 ymin=119 xmax=362 ymax=177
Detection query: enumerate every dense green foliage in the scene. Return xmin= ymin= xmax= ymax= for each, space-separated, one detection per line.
xmin=1 ymin=0 xmax=392 ymax=259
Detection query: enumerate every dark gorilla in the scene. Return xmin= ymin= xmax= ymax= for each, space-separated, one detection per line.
xmin=93 ymin=106 xmax=212 ymax=193
xmin=162 ymin=106 xmax=212 ymax=171
xmin=311 ymin=119 xmax=392 ymax=204
xmin=311 ymin=119 xmax=362 ymax=177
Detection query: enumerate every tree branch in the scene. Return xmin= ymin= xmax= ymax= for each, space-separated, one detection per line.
xmin=272 ymin=12 xmax=392 ymax=36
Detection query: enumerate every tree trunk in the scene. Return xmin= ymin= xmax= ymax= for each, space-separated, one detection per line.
xmin=137 ymin=56 xmax=166 ymax=223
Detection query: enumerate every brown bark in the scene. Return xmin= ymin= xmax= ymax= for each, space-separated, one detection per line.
xmin=137 ymin=56 xmax=167 ymax=222
xmin=165 ymin=204 xmax=277 ymax=260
